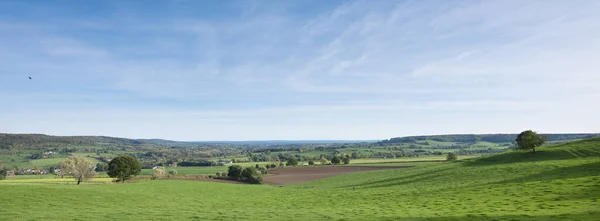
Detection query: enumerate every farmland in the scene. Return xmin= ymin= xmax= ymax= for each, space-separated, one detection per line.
xmin=1 ymin=137 xmax=599 ymax=220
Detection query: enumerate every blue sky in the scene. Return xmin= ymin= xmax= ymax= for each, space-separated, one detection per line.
xmin=1 ymin=0 xmax=599 ymax=141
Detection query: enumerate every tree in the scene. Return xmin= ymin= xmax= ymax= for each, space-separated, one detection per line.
xmin=0 ymin=169 xmax=7 ymax=180
xmin=320 ymin=157 xmax=328 ymax=165
xmin=257 ymin=166 xmax=268 ymax=175
xmin=242 ymin=167 xmax=258 ymax=179
xmin=331 ymin=156 xmax=341 ymax=165
xmin=265 ymin=164 xmax=271 ymax=169
xmin=95 ymin=163 xmax=108 ymax=172
xmin=342 ymin=155 xmax=350 ymax=165
xmin=33 ymin=166 xmax=41 ymax=174
xmin=168 ymin=169 xmax=178 ymax=177
xmin=446 ymin=152 xmax=457 ymax=161
xmin=152 ymin=167 xmax=165 ymax=180
xmin=270 ymin=163 xmax=277 ymax=168
xmin=228 ymin=165 xmax=244 ymax=180
xmin=308 ymin=160 xmax=315 ymax=165
xmin=60 ymin=156 xmax=96 ymax=185
xmin=286 ymin=158 xmax=298 ymax=167
xmin=516 ymin=130 xmax=547 ymax=153
xmin=351 ymin=152 xmax=359 ymax=159
xmin=107 ymin=155 xmax=142 ymax=183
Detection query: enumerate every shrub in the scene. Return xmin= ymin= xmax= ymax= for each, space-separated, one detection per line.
xmin=279 ymin=162 xmax=284 ymax=167
xmin=265 ymin=164 xmax=271 ymax=169
xmin=308 ymin=160 xmax=315 ymax=165
xmin=446 ymin=152 xmax=458 ymax=161
xmin=216 ymin=172 xmax=222 ymax=177
xmin=208 ymin=175 xmax=214 ymax=178
xmin=270 ymin=163 xmax=277 ymax=168
xmin=168 ymin=169 xmax=178 ymax=177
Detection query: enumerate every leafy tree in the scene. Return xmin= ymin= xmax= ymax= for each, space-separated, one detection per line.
xmin=446 ymin=152 xmax=457 ymax=161
xmin=0 ymin=169 xmax=7 ymax=180
xmin=320 ymin=157 xmax=328 ymax=165
xmin=270 ymin=163 xmax=277 ymax=168
xmin=331 ymin=156 xmax=341 ymax=165
xmin=168 ymin=169 xmax=178 ymax=177
xmin=152 ymin=167 xmax=165 ymax=180
xmin=95 ymin=163 xmax=108 ymax=172
xmin=265 ymin=164 xmax=271 ymax=169
xmin=257 ymin=166 xmax=268 ymax=175
xmin=255 ymin=164 xmax=260 ymax=169
xmin=242 ymin=167 xmax=258 ymax=179
xmin=516 ymin=130 xmax=547 ymax=153
xmin=216 ymin=172 xmax=222 ymax=177
xmin=342 ymin=155 xmax=350 ymax=165
xmin=228 ymin=165 xmax=244 ymax=180
xmin=351 ymin=152 xmax=359 ymax=159
xmin=308 ymin=160 xmax=314 ymax=165
xmin=286 ymin=158 xmax=298 ymax=167
xmin=60 ymin=156 xmax=96 ymax=185
xmin=107 ymin=155 xmax=142 ymax=183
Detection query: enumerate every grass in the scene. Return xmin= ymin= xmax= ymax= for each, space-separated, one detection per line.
xmin=1 ymin=138 xmax=599 ymax=220
xmin=30 ymin=158 xmax=69 ymax=167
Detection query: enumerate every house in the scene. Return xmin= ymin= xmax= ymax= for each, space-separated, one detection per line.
xmin=7 ymin=171 xmax=15 ymax=176
xmin=218 ymin=160 xmax=233 ymax=165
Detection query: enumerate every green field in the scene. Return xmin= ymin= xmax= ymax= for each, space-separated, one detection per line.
xmin=1 ymin=138 xmax=599 ymax=220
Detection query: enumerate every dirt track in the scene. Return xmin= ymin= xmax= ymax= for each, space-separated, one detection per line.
xmin=263 ymin=166 xmax=411 ymax=185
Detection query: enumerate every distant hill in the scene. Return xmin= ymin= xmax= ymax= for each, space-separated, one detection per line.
xmin=0 ymin=133 xmax=376 ymax=150
xmin=378 ymin=133 xmax=599 ymax=145
xmin=0 ymin=133 xmax=147 ymax=149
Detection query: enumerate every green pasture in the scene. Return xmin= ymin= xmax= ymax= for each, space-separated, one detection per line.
xmin=1 ymin=138 xmax=599 ymax=220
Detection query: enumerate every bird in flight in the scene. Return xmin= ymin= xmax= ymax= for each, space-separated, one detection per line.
xmin=28 ymin=76 xmax=32 ymax=79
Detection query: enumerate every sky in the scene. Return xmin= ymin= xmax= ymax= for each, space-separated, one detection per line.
xmin=1 ymin=0 xmax=599 ymax=141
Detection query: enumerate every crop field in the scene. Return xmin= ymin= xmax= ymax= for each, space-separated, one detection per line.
xmin=1 ymin=138 xmax=599 ymax=220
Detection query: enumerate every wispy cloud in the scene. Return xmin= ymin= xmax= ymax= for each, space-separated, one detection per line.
xmin=1 ymin=0 xmax=599 ymax=140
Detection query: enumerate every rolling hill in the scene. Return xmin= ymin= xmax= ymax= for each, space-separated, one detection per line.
xmin=1 ymin=137 xmax=599 ymax=220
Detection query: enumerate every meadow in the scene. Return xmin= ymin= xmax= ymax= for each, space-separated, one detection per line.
xmin=1 ymin=138 xmax=599 ymax=220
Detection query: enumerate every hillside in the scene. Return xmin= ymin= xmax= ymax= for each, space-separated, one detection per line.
xmin=379 ymin=133 xmax=599 ymax=145
xmin=1 ymin=138 xmax=599 ymax=220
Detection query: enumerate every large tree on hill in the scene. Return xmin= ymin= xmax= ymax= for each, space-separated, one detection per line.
xmin=107 ymin=155 xmax=142 ymax=183
xmin=60 ymin=156 xmax=96 ymax=185
xmin=515 ymin=130 xmax=547 ymax=153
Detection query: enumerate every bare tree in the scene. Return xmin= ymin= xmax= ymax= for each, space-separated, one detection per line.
xmin=60 ymin=156 xmax=96 ymax=185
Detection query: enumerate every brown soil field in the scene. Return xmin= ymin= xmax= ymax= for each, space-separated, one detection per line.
xmin=263 ymin=166 xmax=412 ymax=185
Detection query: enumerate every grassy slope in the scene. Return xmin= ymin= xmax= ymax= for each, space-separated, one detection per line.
xmin=1 ymin=138 xmax=599 ymax=220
